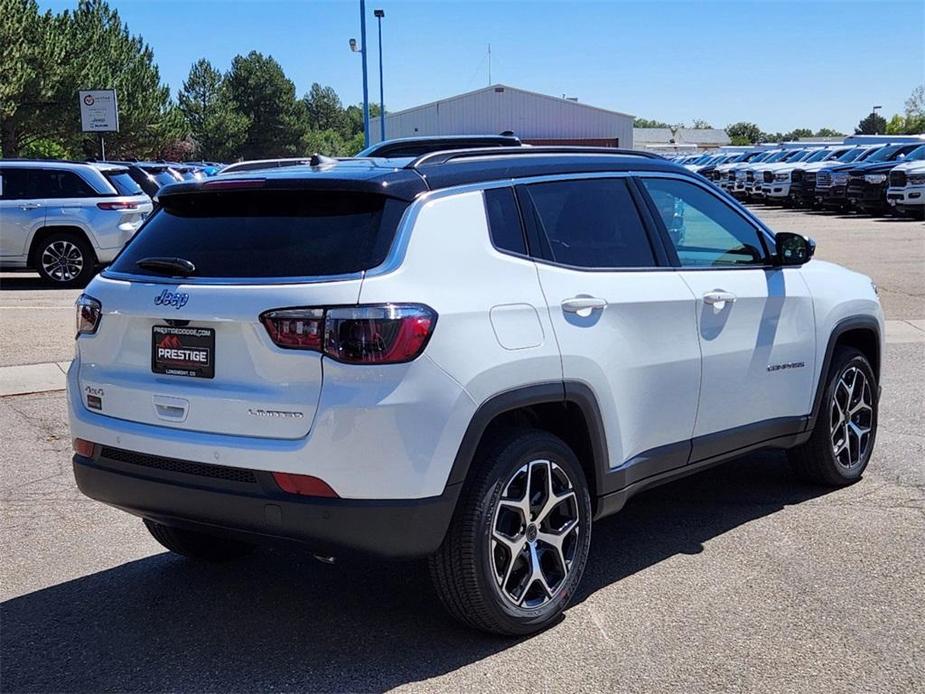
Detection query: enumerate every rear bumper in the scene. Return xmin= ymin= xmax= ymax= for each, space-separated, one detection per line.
xmin=73 ymin=448 xmax=459 ymax=558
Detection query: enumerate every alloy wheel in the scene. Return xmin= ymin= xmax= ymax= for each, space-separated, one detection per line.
xmin=490 ymin=459 xmax=580 ymax=608
xmin=41 ymin=240 xmax=84 ymax=283
xmin=830 ymin=365 xmax=873 ymax=469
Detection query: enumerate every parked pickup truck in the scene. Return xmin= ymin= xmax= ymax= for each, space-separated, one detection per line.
xmin=788 ymin=146 xmax=873 ymax=208
xmin=816 ymin=144 xmax=917 ymax=210
xmin=887 ymin=158 xmax=925 ymax=219
xmin=847 ymin=144 xmax=925 ymax=214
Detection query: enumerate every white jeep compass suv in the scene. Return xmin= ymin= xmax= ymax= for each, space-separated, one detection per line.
xmin=68 ymin=147 xmax=883 ymax=635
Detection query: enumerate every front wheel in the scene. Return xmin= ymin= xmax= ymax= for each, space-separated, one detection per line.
xmin=429 ymin=429 xmax=592 ymax=635
xmin=788 ymin=347 xmax=878 ymax=486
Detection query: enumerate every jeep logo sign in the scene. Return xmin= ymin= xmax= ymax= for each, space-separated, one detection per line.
xmin=154 ymin=289 xmax=189 ymax=309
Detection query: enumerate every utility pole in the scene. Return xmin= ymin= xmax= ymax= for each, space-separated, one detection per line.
xmin=375 ymin=9 xmax=385 ymax=142
xmin=360 ymin=0 xmax=370 ymax=147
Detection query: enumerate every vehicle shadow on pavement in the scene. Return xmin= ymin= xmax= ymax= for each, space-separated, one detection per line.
xmin=0 ymin=450 xmax=834 ymax=692
xmin=0 ymin=276 xmax=52 ymax=290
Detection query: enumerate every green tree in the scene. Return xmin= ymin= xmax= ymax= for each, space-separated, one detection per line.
xmin=855 ymin=111 xmax=887 ymax=135
xmin=691 ymin=118 xmax=713 ymax=129
xmin=55 ymin=0 xmax=184 ymax=157
xmin=633 ymin=117 xmax=672 ymax=129
xmin=885 ymin=114 xmax=906 ymax=135
xmin=0 ymin=0 xmax=69 ymax=157
xmin=783 ymin=128 xmax=813 ymax=141
xmin=726 ymin=122 xmax=763 ymax=145
xmin=226 ymin=51 xmax=303 ymax=158
xmin=178 ymin=58 xmax=249 ymax=160
xmin=815 ymin=128 xmax=844 ymax=138
xmin=303 ymin=83 xmax=346 ymax=133
xmin=902 ymin=85 xmax=925 ymax=134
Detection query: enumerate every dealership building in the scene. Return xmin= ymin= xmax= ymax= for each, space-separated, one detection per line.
xmin=369 ymin=84 xmax=635 ymax=148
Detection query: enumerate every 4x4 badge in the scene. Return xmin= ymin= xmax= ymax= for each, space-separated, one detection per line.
xmin=154 ymin=289 xmax=189 ymax=309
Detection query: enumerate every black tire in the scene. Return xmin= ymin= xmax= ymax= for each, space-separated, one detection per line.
xmin=144 ymin=519 xmax=254 ymax=562
xmin=428 ymin=428 xmax=592 ymax=635
xmin=788 ymin=347 xmax=878 ymax=486
xmin=34 ymin=231 xmax=96 ymax=288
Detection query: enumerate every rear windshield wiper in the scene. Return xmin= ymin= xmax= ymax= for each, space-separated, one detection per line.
xmin=136 ymin=257 xmax=196 ymax=276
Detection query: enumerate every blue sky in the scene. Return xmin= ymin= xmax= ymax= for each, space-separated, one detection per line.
xmin=43 ymin=0 xmax=925 ymax=133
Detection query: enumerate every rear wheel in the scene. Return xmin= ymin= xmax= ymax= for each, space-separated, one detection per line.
xmin=144 ymin=519 xmax=254 ymax=562
xmin=788 ymin=347 xmax=877 ymax=486
xmin=429 ymin=429 xmax=592 ymax=635
xmin=34 ymin=232 xmax=95 ymax=287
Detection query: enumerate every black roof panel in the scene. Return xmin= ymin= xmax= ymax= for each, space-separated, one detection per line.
xmin=156 ymin=147 xmax=686 ymax=202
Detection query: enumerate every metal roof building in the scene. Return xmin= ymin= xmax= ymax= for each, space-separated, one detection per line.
xmin=674 ymin=128 xmax=731 ymax=149
xmin=369 ymin=84 xmax=634 ymax=148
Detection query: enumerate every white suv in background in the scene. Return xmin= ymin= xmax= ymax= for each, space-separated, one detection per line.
xmin=68 ymin=147 xmax=883 ymax=634
xmin=0 ymin=160 xmax=153 ymax=286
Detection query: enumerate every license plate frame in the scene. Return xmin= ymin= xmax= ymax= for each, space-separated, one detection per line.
xmin=152 ymin=325 xmax=215 ymax=379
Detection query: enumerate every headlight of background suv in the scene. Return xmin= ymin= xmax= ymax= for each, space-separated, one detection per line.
xmin=864 ymin=174 xmax=887 ymax=184
xmin=908 ymin=174 xmax=925 ymax=185
xmin=774 ymin=173 xmax=789 ymax=181
xmin=833 ymin=172 xmax=849 ymax=184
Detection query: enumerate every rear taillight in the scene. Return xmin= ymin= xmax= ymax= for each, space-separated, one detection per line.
xmin=97 ymin=201 xmax=139 ymax=211
xmin=260 ymin=308 xmax=324 ymax=350
xmin=260 ymin=303 xmax=436 ymax=364
xmin=75 ymin=294 xmax=102 ymax=336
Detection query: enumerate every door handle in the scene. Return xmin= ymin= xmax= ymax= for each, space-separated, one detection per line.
xmin=703 ymin=291 xmax=737 ymax=306
xmin=561 ymin=296 xmax=607 ymax=314
xmin=19 ymin=203 xmax=41 ymax=210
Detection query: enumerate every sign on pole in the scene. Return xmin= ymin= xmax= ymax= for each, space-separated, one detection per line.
xmin=78 ymin=90 xmax=119 ymax=132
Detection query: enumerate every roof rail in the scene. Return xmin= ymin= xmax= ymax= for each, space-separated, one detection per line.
xmin=406 ymin=146 xmax=663 ymax=169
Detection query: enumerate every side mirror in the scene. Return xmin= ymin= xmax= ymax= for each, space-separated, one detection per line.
xmin=775 ymin=232 xmax=815 ymax=266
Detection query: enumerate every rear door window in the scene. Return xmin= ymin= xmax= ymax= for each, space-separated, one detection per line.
xmin=110 ymin=190 xmax=408 ymax=279
xmin=519 ymin=178 xmax=657 ymax=269
xmin=39 ymin=170 xmax=98 ymax=198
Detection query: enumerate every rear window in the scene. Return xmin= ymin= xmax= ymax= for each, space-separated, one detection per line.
xmin=110 ymin=190 xmax=408 ymax=279
xmin=102 ymin=170 xmax=144 ymax=196
xmin=149 ymin=169 xmax=180 ymax=187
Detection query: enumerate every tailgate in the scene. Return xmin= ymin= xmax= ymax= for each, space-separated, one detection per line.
xmin=76 ymin=277 xmax=361 ymax=439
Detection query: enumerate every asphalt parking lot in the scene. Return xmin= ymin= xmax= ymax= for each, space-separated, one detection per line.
xmin=1 ymin=207 xmax=923 ymax=692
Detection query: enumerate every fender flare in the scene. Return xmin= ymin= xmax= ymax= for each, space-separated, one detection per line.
xmin=444 ymin=381 xmax=610 ymax=497
xmin=806 ymin=315 xmax=881 ymax=432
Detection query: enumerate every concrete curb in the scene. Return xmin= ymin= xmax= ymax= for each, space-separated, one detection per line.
xmin=0 ymin=320 xmax=921 ymax=397
xmin=0 ymin=362 xmax=70 ymax=397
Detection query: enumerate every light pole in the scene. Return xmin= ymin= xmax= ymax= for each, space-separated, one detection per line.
xmin=349 ymin=0 xmax=371 ymax=148
xmin=374 ymin=9 xmax=385 ymax=142
xmin=872 ymin=105 xmax=883 ymax=134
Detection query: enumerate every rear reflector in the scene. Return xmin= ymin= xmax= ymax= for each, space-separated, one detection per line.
xmin=73 ymin=438 xmax=95 ymax=457
xmin=272 ymin=472 xmax=339 ymax=498
xmin=97 ymin=201 xmax=139 ymax=210
xmin=260 ymin=304 xmax=437 ymax=364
